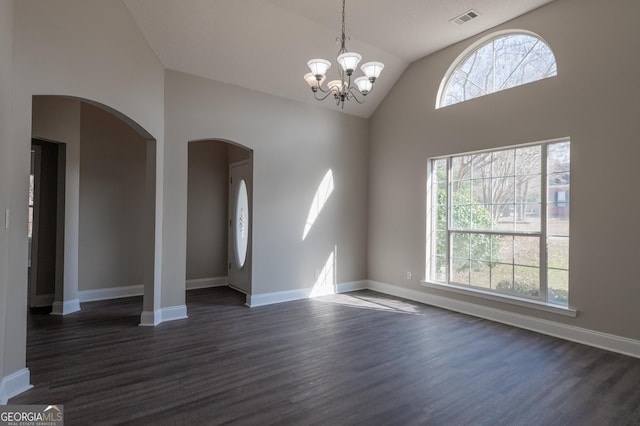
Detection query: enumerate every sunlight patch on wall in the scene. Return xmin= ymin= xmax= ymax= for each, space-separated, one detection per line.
xmin=302 ymin=170 xmax=334 ymax=240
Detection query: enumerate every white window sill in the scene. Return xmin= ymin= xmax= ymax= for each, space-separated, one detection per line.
xmin=420 ymin=280 xmax=577 ymax=318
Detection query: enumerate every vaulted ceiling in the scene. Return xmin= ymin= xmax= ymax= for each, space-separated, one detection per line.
xmin=123 ymin=0 xmax=555 ymax=118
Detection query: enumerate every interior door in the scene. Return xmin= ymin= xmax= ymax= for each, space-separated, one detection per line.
xmin=228 ymin=159 xmax=252 ymax=294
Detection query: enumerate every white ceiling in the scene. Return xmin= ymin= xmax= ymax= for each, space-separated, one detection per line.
xmin=123 ymin=0 xmax=555 ymax=118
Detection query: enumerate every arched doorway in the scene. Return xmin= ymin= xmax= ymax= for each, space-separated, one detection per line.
xmin=30 ymin=96 xmax=158 ymax=323
xmin=186 ymin=139 xmax=253 ymax=300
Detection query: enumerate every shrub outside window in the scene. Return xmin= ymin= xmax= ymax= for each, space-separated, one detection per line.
xmin=427 ymin=140 xmax=570 ymax=306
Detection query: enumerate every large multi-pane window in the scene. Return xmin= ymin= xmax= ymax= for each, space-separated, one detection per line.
xmin=427 ymin=140 xmax=570 ymax=306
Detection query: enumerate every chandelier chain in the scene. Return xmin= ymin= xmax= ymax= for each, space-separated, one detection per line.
xmin=341 ymin=0 xmax=346 ymax=51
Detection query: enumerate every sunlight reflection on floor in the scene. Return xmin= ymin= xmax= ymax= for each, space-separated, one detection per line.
xmin=314 ymin=292 xmax=425 ymax=316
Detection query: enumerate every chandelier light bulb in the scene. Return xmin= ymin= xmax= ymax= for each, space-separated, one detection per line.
xmin=354 ymin=76 xmax=372 ymax=95
xmin=304 ymin=73 xmax=325 ymax=91
xmin=307 ymin=59 xmax=331 ymax=78
xmin=361 ymin=62 xmax=384 ymax=82
xmin=337 ymin=52 xmax=362 ymax=75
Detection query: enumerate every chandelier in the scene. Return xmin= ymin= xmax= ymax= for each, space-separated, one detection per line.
xmin=303 ymin=0 xmax=384 ymax=108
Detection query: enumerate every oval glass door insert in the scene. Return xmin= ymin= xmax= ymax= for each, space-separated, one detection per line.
xmin=234 ymin=179 xmax=249 ymax=269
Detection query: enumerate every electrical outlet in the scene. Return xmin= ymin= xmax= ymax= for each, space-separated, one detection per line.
xmin=314 ymin=269 xmax=321 ymax=279
xmin=406 ymin=271 xmax=412 ymax=280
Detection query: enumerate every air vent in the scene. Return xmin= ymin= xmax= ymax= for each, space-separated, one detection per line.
xmin=451 ymin=9 xmax=480 ymax=25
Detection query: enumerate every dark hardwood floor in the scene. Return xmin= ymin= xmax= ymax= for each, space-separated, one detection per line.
xmin=10 ymin=287 xmax=640 ymax=425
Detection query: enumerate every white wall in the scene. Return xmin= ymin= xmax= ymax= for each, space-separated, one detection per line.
xmin=368 ymin=0 xmax=640 ymax=340
xmin=187 ymin=141 xmax=229 ymax=281
xmin=0 ymin=0 xmax=14 ymax=391
xmin=164 ymin=70 xmax=369 ymax=307
xmin=13 ymin=1 xmax=165 ymax=135
xmin=79 ymin=102 xmax=147 ymax=291
xmin=5 ymin=0 xmax=165 ymax=391
xmin=14 ymin=0 xmax=165 ymax=317
xmin=32 ymin=96 xmax=81 ymax=309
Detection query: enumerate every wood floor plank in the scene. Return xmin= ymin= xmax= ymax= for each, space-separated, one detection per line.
xmin=9 ymin=287 xmax=640 ymax=425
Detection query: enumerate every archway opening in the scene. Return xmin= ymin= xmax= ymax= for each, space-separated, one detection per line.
xmin=29 ymin=95 xmax=157 ymax=322
xmin=186 ymin=139 xmax=252 ymax=303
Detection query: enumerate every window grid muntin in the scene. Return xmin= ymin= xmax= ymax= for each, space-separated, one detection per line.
xmin=448 ymin=146 xmax=543 ymax=234
xmin=539 ymin=143 xmax=549 ymax=301
xmin=546 ymin=141 xmax=570 ymax=303
xmin=431 ymin=140 xmax=569 ymax=305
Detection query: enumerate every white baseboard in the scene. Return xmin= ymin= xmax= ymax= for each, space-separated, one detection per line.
xmin=367 ymin=280 xmax=640 ymax=359
xmin=247 ymin=288 xmax=309 ymax=307
xmin=160 ymin=305 xmax=188 ymax=322
xmin=50 ymin=299 xmax=81 ymax=316
xmin=79 ymin=285 xmax=143 ymax=302
xmin=246 ymin=280 xmax=368 ymax=308
xmin=79 ymin=278 xmax=228 ymax=303
xmin=337 ymin=280 xmax=368 ymax=293
xmin=186 ymin=276 xmax=228 ymax=290
xmin=139 ymin=305 xmax=188 ymax=326
xmin=0 ymin=368 xmax=32 ymax=405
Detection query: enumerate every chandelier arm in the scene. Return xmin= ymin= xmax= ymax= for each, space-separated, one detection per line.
xmin=313 ymin=90 xmax=335 ymax=102
xmin=347 ymin=87 xmax=365 ymax=104
xmin=315 ymin=85 xmax=331 ymax=94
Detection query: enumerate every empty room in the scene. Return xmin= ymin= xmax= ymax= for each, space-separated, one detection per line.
xmin=1 ymin=0 xmax=639 ymax=424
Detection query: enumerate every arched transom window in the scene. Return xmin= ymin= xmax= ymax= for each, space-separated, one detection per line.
xmin=437 ymin=31 xmax=557 ymax=108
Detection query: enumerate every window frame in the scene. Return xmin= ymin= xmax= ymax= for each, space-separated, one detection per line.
xmin=436 ymin=29 xmax=557 ymax=109
xmin=424 ymin=138 xmax=574 ymax=317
